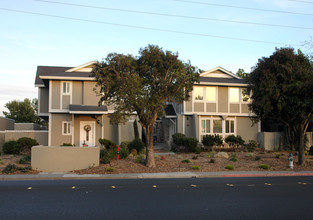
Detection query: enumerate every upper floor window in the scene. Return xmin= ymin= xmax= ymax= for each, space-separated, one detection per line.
xmin=194 ymin=86 xmax=216 ymax=102
xmin=229 ymin=88 xmax=239 ymax=103
xmin=62 ymin=82 xmax=71 ymax=95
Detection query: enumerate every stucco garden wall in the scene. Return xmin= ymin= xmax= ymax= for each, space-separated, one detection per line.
xmin=31 ymin=146 xmax=100 ymax=172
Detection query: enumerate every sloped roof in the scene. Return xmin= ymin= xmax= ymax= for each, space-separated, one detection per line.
xmin=200 ymin=77 xmax=247 ymax=85
xmin=200 ymin=66 xmax=241 ymax=79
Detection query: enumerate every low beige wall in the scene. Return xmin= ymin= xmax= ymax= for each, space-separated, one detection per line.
xmin=31 ymin=146 xmax=100 ymax=172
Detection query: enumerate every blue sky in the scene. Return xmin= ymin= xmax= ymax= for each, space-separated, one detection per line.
xmin=0 ymin=0 xmax=312 ymax=116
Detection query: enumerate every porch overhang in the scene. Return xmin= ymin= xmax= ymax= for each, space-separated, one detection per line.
xmin=69 ymin=105 xmax=108 ymax=114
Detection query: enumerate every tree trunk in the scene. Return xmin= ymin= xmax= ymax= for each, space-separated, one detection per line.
xmin=145 ymin=124 xmax=156 ymax=168
xmin=298 ymin=130 xmax=305 ymax=165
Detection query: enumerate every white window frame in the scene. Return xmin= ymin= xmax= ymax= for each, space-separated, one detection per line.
xmin=62 ymin=121 xmax=72 ymax=135
xmin=194 ymin=86 xmax=204 ymax=101
xmin=225 ymin=119 xmax=235 ymax=134
xmin=194 ymin=86 xmax=217 ymax=102
xmin=62 ymin=81 xmax=71 ymax=95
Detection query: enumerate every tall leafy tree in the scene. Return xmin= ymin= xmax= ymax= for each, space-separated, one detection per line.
xmin=236 ymin=68 xmax=248 ymax=79
xmin=248 ymin=48 xmax=313 ymax=165
xmin=92 ymin=45 xmax=199 ymax=167
xmin=3 ymin=98 xmax=39 ymax=123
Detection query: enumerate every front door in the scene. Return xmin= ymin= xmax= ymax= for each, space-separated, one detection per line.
xmin=80 ymin=121 xmax=95 ymax=147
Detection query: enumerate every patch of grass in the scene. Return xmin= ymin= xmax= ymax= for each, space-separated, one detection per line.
xmin=225 ymin=164 xmax=234 ymax=170
xmin=177 ymin=155 xmax=183 ymax=159
xmin=259 ymin=152 xmax=265 ymax=154
xmin=106 ymin=167 xmax=114 ymax=172
xmin=259 ymin=164 xmax=270 ymax=170
xmin=229 ymin=157 xmax=237 ymax=162
xmin=255 ymin=156 xmax=261 ymax=161
xmin=247 ymin=153 xmax=255 ymax=158
xmin=135 ymin=154 xmax=146 ymax=164
xmin=209 ymin=158 xmax=215 ymax=163
xmin=191 ymin=165 xmax=200 ymax=170
xmin=275 ymin=153 xmax=281 ymax=159
xmin=181 ymin=159 xmax=190 ymax=163
xmin=2 ymin=164 xmax=32 ymax=174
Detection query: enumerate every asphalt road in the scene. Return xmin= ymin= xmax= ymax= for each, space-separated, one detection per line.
xmin=1 ymin=177 xmax=313 ymax=220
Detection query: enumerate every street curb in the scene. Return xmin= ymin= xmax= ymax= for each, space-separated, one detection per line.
xmin=1 ymin=171 xmax=313 ymax=181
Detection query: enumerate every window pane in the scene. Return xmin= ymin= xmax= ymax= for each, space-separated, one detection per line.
xmin=68 ymin=123 xmax=71 ymax=134
xmin=206 ymin=87 xmax=216 ymax=102
xmin=242 ymin=89 xmax=250 ymax=102
xmin=201 ymin=120 xmax=205 ymax=133
xmin=213 ymin=120 xmax=222 ymax=133
xmin=63 ymin=82 xmax=66 ymax=93
xmin=226 ymin=120 xmax=229 ymax=133
xmin=231 ymin=120 xmax=234 ymax=133
xmin=206 ymin=120 xmax=210 ymax=133
xmin=194 ymin=87 xmax=204 ymax=100
xmin=229 ymin=88 xmax=239 ymax=102
xmin=67 ymin=83 xmax=70 ymax=93
xmin=64 ymin=123 xmax=67 ymax=134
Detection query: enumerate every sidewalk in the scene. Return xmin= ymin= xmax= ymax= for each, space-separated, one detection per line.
xmin=1 ymin=171 xmax=313 ymax=181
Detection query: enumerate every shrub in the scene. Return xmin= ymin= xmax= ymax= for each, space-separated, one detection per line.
xmin=184 ymin=137 xmax=198 ymax=152
xmin=2 ymin=164 xmax=18 ymax=174
xmin=120 ymin=141 xmax=130 ymax=148
xmin=17 ymin=137 xmax=38 ymax=153
xmin=195 ymin=147 xmax=201 ymax=154
xmin=60 ymin=143 xmax=74 ymax=147
xmin=209 ymin=158 xmax=215 ymax=163
xmin=130 ymin=149 xmax=138 ymax=156
xmin=259 ymin=164 xmax=270 ymax=170
xmin=191 ymin=165 xmax=200 ymax=170
xmin=275 ymin=153 xmax=281 ymax=159
xmin=309 ymin=146 xmax=313 ymax=156
xmin=128 ymin=138 xmax=145 ymax=152
xmin=225 ymin=164 xmax=234 ymax=170
xmin=3 ymin=141 xmax=21 ymax=155
xmin=18 ymin=155 xmax=31 ymax=164
xmin=225 ymin=135 xmax=245 ymax=147
xmin=246 ymin=140 xmax=258 ymax=152
xmin=98 ymin=138 xmax=116 ymax=150
xmin=247 ymin=153 xmax=255 ymax=158
xmin=202 ymin=135 xmax=223 ymax=147
xmin=230 ymin=157 xmax=237 ymax=162
xmin=106 ymin=167 xmax=114 ymax=172
xmin=135 ymin=154 xmax=146 ymax=164
xmin=255 ymin=156 xmax=261 ymax=161
xmin=119 ymin=146 xmax=130 ymax=159
xmin=100 ymin=149 xmax=110 ymax=164
xmin=172 ymin=133 xmax=186 ymax=146
xmin=181 ymin=159 xmax=190 ymax=163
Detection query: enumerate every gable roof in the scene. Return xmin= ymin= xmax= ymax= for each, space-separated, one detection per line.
xmin=35 ymin=63 xmax=95 ymax=87
xmin=66 ymin=61 xmax=96 ymax=72
xmin=200 ymin=66 xmax=241 ymax=79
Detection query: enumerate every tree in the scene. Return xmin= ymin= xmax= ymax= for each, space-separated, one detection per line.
xmin=236 ymin=68 xmax=248 ymax=79
xmin=92 ymin=45 xmax=199 ymax=167
xmin=247 ymin=48 xmax=313 ymax=165
xmin=3 ymin=98 xmax=40 ymax=123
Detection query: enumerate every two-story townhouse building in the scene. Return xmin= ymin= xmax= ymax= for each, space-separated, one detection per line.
xmin=173 ymin=67 xmax=259 ymax=143
xmin=35 ymin=61 xmax=141 ymax=147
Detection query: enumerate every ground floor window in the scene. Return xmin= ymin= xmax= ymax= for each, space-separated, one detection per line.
xmin=62 ymin=121 xmax=72 ymax=135
xmin=200 ymin=118 xmax=235 ymax=138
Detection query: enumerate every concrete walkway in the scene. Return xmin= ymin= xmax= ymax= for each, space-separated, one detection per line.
xmin=1 ymin=171 xmax=313 ymax=181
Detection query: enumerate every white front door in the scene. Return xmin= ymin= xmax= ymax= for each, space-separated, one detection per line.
xmin=80 ymin=121 xmax=95 ymax=147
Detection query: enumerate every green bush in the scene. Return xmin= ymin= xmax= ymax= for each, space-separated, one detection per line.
xmin=120 ymin=141 xmax=130 ymax=148
xmin=133 ymin=120 xmax=139 ymax=139
xmin=246 ymin=140 xmax=258 ymax=152
xmin=191 ymin=165 xmax=200 ymax=170
xmin=195 ymin=147 xmax=201 ymax=154
xmin=18 ymin=155 xmax=31 ymax=164
xmin=17 ymin=137 xmax=39 ymax=153
xmin=184 ymin=137 xmax=198 ymax=152
xmin=128 ymin=138 xmax=145 ymax=152
xmin=209 ymin=158 xmax=215 ymax=163
xmin=100 ymin=149 xmax=110 ymax=164
xmin=119 ymin=146 xmax=130 ymax=159
xmin=3 ymin=141 xmax=21 ymax=155
xmin=181 ymin=159 xmax=190 ymax=163
xmin=98 ymin=138 xmax=116 ymax=150
xmin=172 ymin=133 xmax=186 ymax=146
xmin=135 ymin=154 xmax=146 ymax=164
xmin=309 ymin=146 xmax=313 ymax=156
xmin=255 ymin=156 xmax=261 ymax=161
xmin=230 ymin=157 xmax=237 ymax=162
xmin=2 ymin=164 xmax=19 ymax=174
xmin=202 ymin=135 xmax=223 ymax=147
xmin=259 ymin=164 xmax=270 ymax=170
xmin=106 ymin=167 xmax=114 ymax=172
xmin=225 ymin=164 xmax=234 ymax=170
xmin=225 ymin=135 xmax=245 ymax=147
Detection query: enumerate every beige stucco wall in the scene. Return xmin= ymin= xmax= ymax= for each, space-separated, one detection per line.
xmin=50 ymin=114 xmax=72 ymax=146
xmin=206 ymin=103 xmax=216 ymax=112
xmin=0 ymin=117 xmax=14 ymax=131
xmin=185 ymin=101 xmax=192 ymax=112
xmin=236 ymin=117 xmax=258 ymax=142
xmin=51 ymin=81 xmax=61 ymax=109
xmin=83 ymin=82 xmax=99 ymax=106
xmin=177 ymin=114 xmax=184 ymax=134
xmin=230 ymin=104 xmax=240 ymax=113
xmin=194 ymin=103 xmax=204 ymax=112
xmin=72 ymin=81 xmax=83 ymax=105
xmin=241 ymin=104 xmax=250 ymax=114
xmin=218 ymin=87 xmax=228 ymax=113
xmin=15 ymin=123 xmax=44 ymax=130
xmin=39 ymin=87 xmax=49 ymax=114
xmin=31 ymin=146 xmax=100 ymax=172
xmin=0 ymin=132 xmax=5 ymax=152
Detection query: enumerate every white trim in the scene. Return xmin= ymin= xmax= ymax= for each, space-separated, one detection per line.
xmin=80 ymin=121 xmax=96 ymax=147
xmin=72 ymin=114 xmax=74 ymax=145
xmin=38 ymin=88 xmax=41 ymax=115
xmin=101 ymin=115 xmax=104 ymax=139
xmin=60 ymin=81 xmax=72 ymax=110
xmin=2 ymin=130 xmax=48 ymax=133
xmin=183 ymin=112 xmax=254 ymax=117
xmin=48 ymin=113 xmax=52 ymax=146
xmin=200 ymin=66 xmax=241 ymax=79
xmin=35 ymin=84 xmax=45 ymax=88
xmin=199 ymin=82 xmax=248 ymax=86
xmin=65 ymin=61 xmax=96 ymax=72
xmin=182 ymin=115 xmax=185 ymax=134
xmin=50 ymin=109 xmax=69 ymax=113
xmin=39 ymin=76 xmax=95 ymax=81
xmin=49 ymin=80 xmax=52 ymax=112
xmin=164 ymin=116 xmax=177 ymax=118
xmin=38 ymin=113 xmax=49 ymax=117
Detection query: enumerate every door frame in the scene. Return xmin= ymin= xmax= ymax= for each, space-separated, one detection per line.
xmin=80 ymin=121 xmax=96 ymax=147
